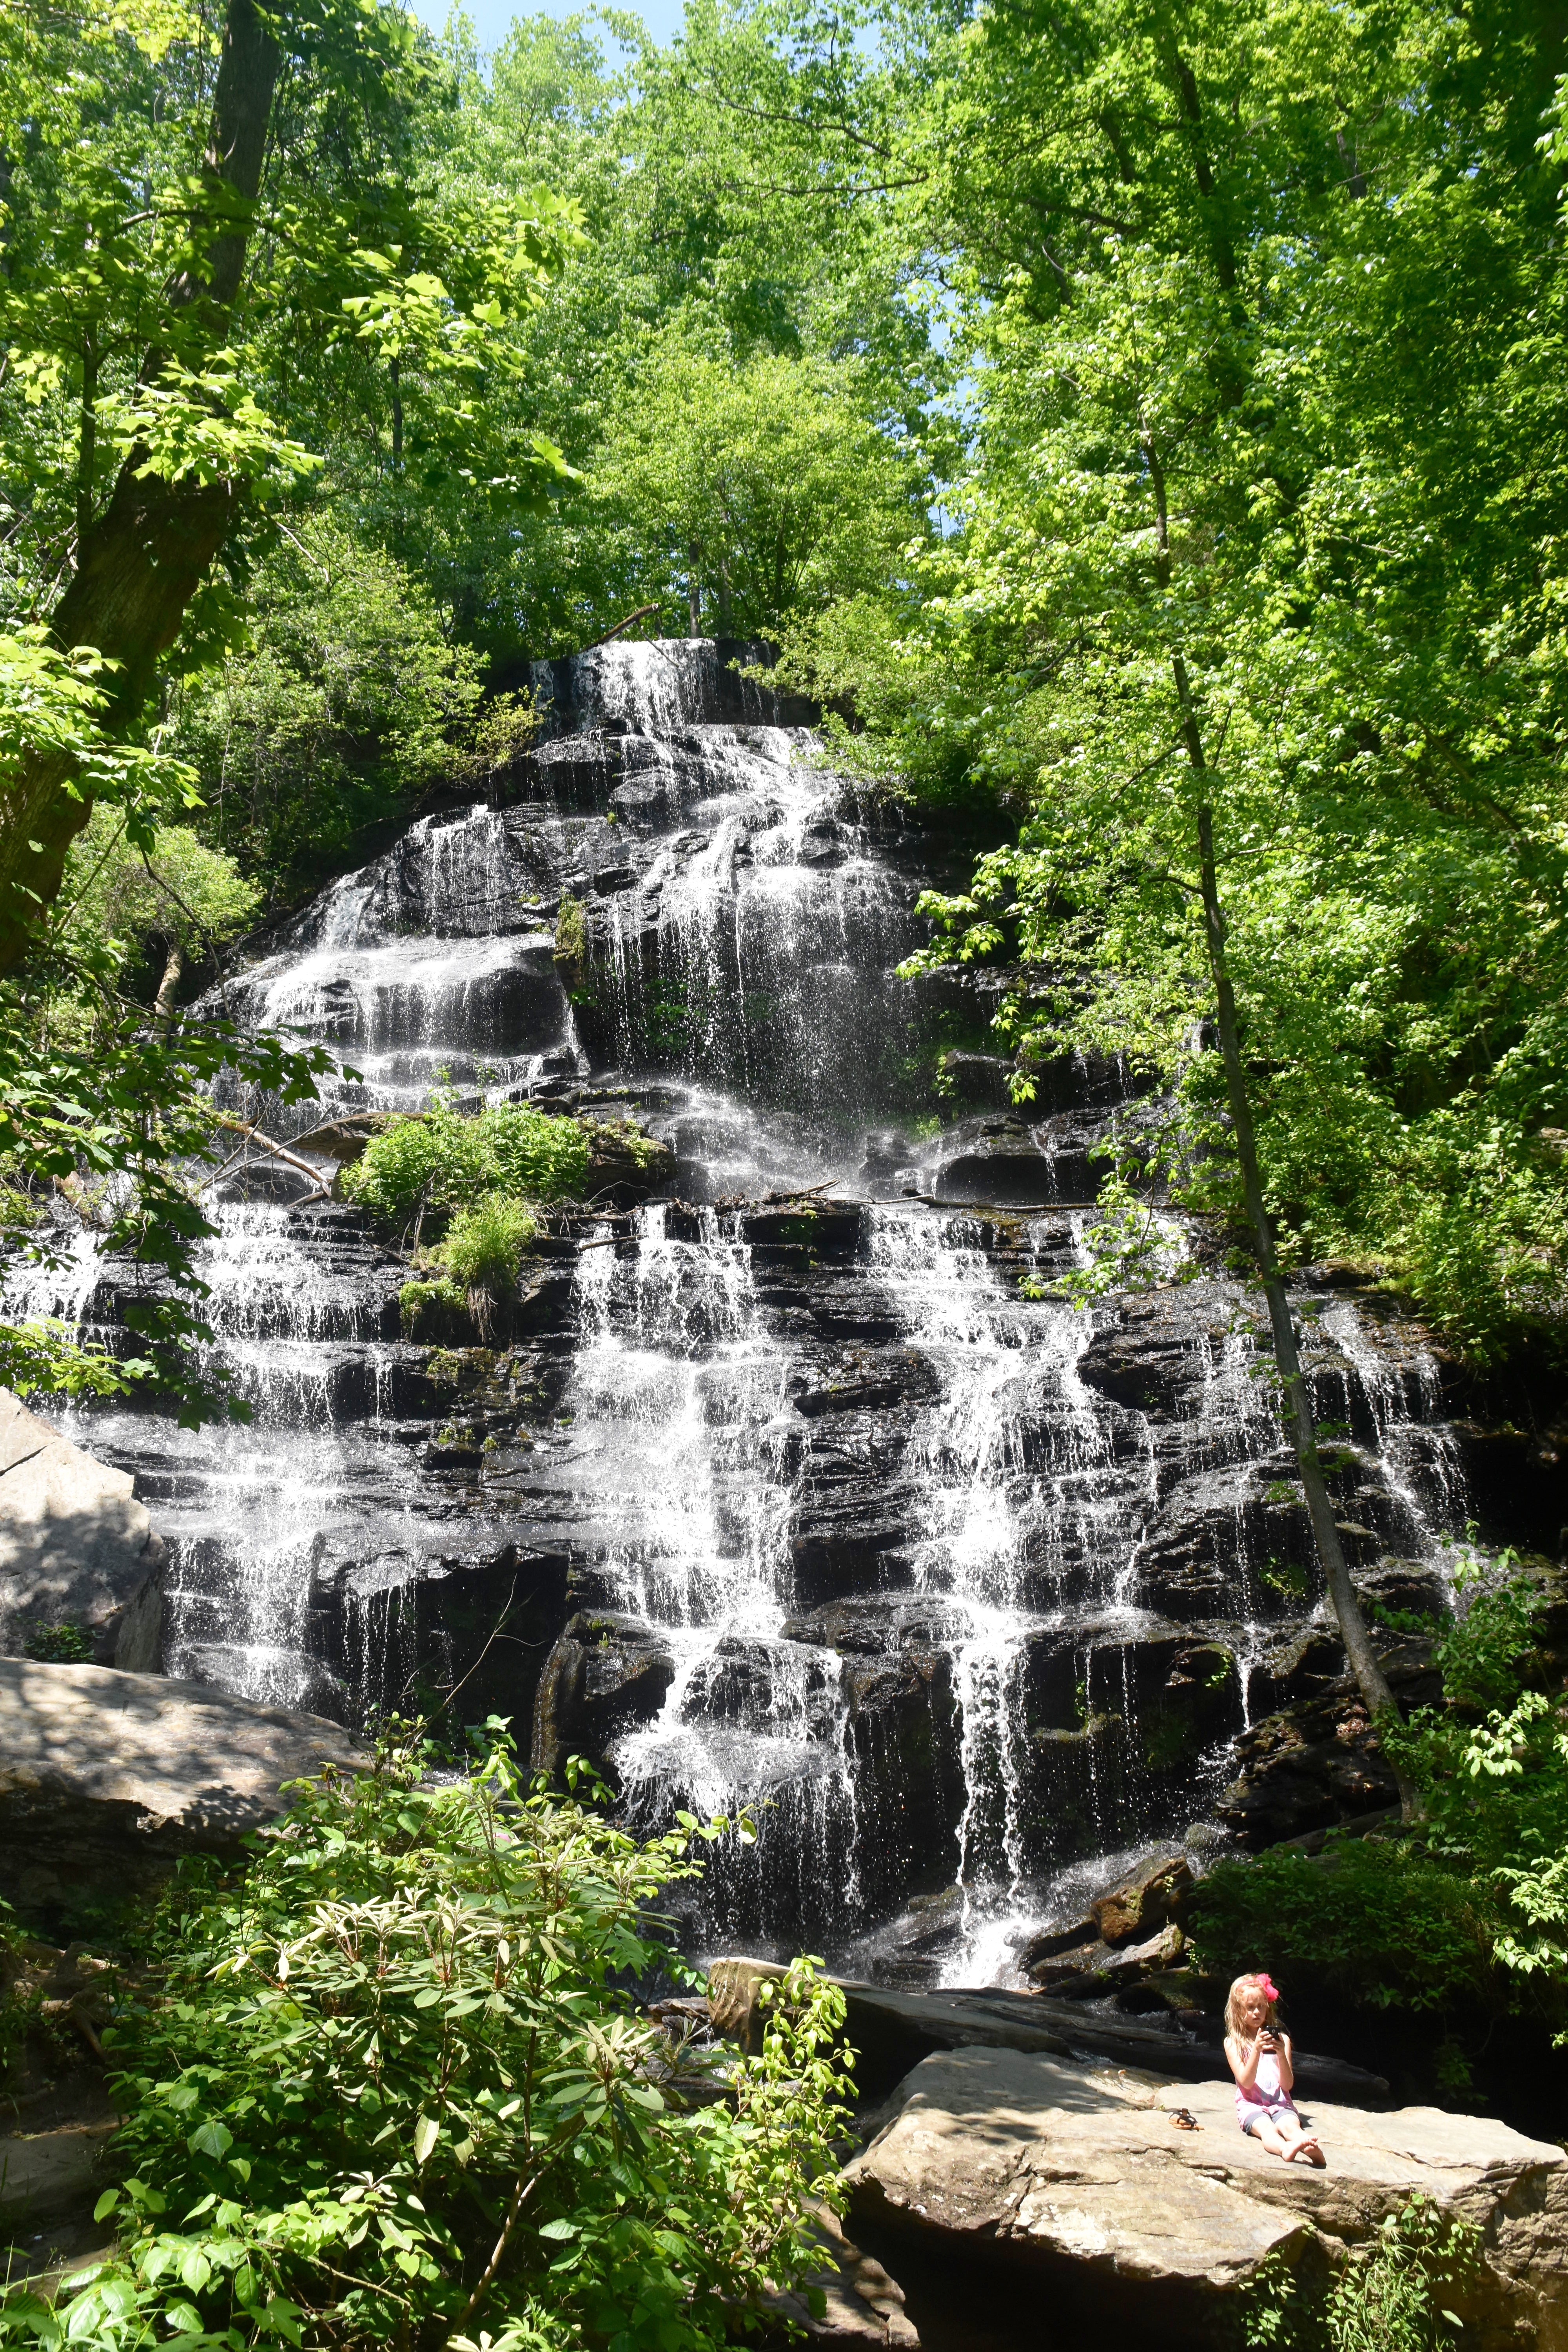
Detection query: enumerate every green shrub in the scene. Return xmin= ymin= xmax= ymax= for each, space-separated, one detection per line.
xmin=1241 ymin=2194 xmax=1480 ymax=2351
xmin=0 ymin=1315 xmax=151 ymax=1405
xmin=1187 ymin=1838 xmax=1499 ymax=2016
xmin=398 ymin=1277 xmax=468 ymax=1339
xmin=553 ymin=895 xmax=586 ymax=972
xmin=0 ymin=1735 xmax=851 ymax=2352
xmin=22 ymin=1622 xmax=94 ymax=1664
xmin=432 ymin=1194 xmax=539 ymax=1291
xmin=1192 ymin=1560 xmax=1568 ymax=2030
xmin=342 ymin=1102 xmax=590 ymax=1239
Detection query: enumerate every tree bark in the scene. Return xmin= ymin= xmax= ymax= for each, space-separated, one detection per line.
xmin=1189 ymin=783 xmax=1419 ymax=1818
xmin=75 ymin=332 xmax=99 ymax=557
xmin=0 ymin=0 xmax=283 ymax=973
xmin=152 ymin=939 xmax=184 ymax=1028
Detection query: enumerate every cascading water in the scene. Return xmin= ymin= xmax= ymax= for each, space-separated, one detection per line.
xmin=17 ymin=637 xmax=1477 ymax=1981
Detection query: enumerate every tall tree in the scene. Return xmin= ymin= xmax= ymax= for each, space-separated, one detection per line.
xmin=0 ymin=0 xmax=576 ymax=967
xmin=773 ymin=0 xmax=1568 ymax=1769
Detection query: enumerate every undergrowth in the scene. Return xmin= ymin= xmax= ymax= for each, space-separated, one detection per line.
xmin=0 ymin=1731 xmax=852 ymax=2352
xmin=1190 ymin=1556 xmax=1568 ymax=2043
xmin=1241 ymin=2196 xmax=1480 ymax=2350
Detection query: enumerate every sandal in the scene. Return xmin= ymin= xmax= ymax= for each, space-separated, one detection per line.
xmin=1168 ymin=2108 xmax=1200 ymax=2131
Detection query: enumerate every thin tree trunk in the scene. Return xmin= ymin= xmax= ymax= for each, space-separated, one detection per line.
xmin=1142 ymin=421 xmax=1413 ymax=1808
xmin=1189 ymin=784 xmax=1418 ymax=1817
xmin=687 ymin=545 xmax=701 ymax=635
xmin=75 ymin=332 xmax=98 ymax=558
xmin=0 ymin=0 xmax=283 ymax=973
xmin=152 ymin=939 xmax=184 ymax=1027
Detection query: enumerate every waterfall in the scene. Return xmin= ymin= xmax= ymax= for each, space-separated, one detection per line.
xmin=17 ymin=637 xmax=1472 ymax=1981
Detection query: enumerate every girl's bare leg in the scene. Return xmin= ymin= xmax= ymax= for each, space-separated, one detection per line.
xmin=1248 ymin=2119 xmax=1292 ymax=2159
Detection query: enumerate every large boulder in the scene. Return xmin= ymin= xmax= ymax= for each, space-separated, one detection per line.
xmin=1087 ymin=1844 xmax=1193 ymax=1945
xmin=0 ymin=1658 xmax=366 ymax=1927
xmin=0 ymin=1390 xmax=165 ymax=1668
xmin=845 ymin=2045 xmax=1568 ymax=2350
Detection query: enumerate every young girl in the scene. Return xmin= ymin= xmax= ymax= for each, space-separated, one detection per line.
xmin=1224 ymin=1973 xmax=1325 ymax=2166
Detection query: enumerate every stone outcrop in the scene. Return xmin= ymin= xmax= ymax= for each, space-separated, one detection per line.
xmin=767 ymin=2201 xmax=919 ymax=2350
xmin=531 ymin=1610 xmax=677 ymax=1776
xmin=0 ymin=1389 xmax=165 ymax=1668
xmin=827 ymin=1980 xmax=1387 ymax=2107
xmin=0 ymin=2076 xmax=119 ymax=2282
xmin=845 ymin=2044 xmax=1568 ymax=2349
xmin=707 ymin=1956 xmax=786 ymax=2053
xmin=0 ymin=1658 xmax=366 ymax=1926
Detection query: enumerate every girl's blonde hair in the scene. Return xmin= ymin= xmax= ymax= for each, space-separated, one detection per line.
xmin=1225 ymin=1973 xmax=1279 ymax=2039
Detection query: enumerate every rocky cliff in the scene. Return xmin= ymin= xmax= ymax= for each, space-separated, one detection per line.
xmin=7 ymin=638 xmax=1564 ymax=1982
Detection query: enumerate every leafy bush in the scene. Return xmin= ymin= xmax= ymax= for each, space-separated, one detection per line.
xmin=62 ymin=806 xmax=260 ymax=989
xmin=398 ymin=1277 xmax=468 ymax=1340
xmin=1188 ymin=1838 xmax=1498 ymax=2017
xmin=22 ymin=1622 xmax=94 ymax=1664
xmin=1242 ymin=2194 xmax=1480 ymax=2352
xmin=342 ymin=1103 xmax=590 ymax=1241
xmin=165 ymin=521 xmax=483 ymax=907
xmin=0 ymin=1315 xmax=151 ymax=1405
xmin=432 ymin=1194 xmax=540 ymax=1291
xmin=0 ymin=1735 xmax=851 ymax=2352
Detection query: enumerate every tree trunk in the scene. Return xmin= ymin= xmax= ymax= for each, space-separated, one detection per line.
xmin=0 ymin=0 xmax=283 ymax=974
xmin=1191 ymin=792 xmax=1419 ymax=1818
xmin=152 ymin=939 xmax=184 ymax=1028
xmin=75 ymin=332 xmax=99 ymax=558
xmin=687 ymin=546 xmax=702 ymax=635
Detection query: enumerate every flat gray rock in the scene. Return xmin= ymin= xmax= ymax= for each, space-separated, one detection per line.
xmin=845 ymin=2045 xmax=1568 ymax=2348
xmin=0 ymin=1657 xmax=366 ymax=1923
xmin=0 ymin=1389 xmax=164 ymax=1668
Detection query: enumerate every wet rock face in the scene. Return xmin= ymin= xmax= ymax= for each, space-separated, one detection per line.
xmin=22 ymin=639 xmax=1511 ymax=1977
xmin=532 ymin=1612 xmax=676 ymax=1775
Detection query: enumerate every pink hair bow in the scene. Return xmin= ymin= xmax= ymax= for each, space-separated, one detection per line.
xmin=1258 ymin=1973 xmax=1280 ymax=2004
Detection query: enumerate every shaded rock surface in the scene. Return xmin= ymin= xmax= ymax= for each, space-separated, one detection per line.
xmin=0 ymin=1657 xmax=365 ymax=1926
xmin=828 ymin=1979 xmax=1386 ymax=2107
xmin=0 ymin=2070 xmax=120 ymax=2289
xmin=845 ymin=2045 xmax=1568 ymax=2350
xmin=0 ymin=1389 xmax=164 ymax=1668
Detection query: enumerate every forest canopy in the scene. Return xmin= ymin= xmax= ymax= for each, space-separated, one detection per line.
xmin=1 ymin=0 xmax=1566 ymax=1402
